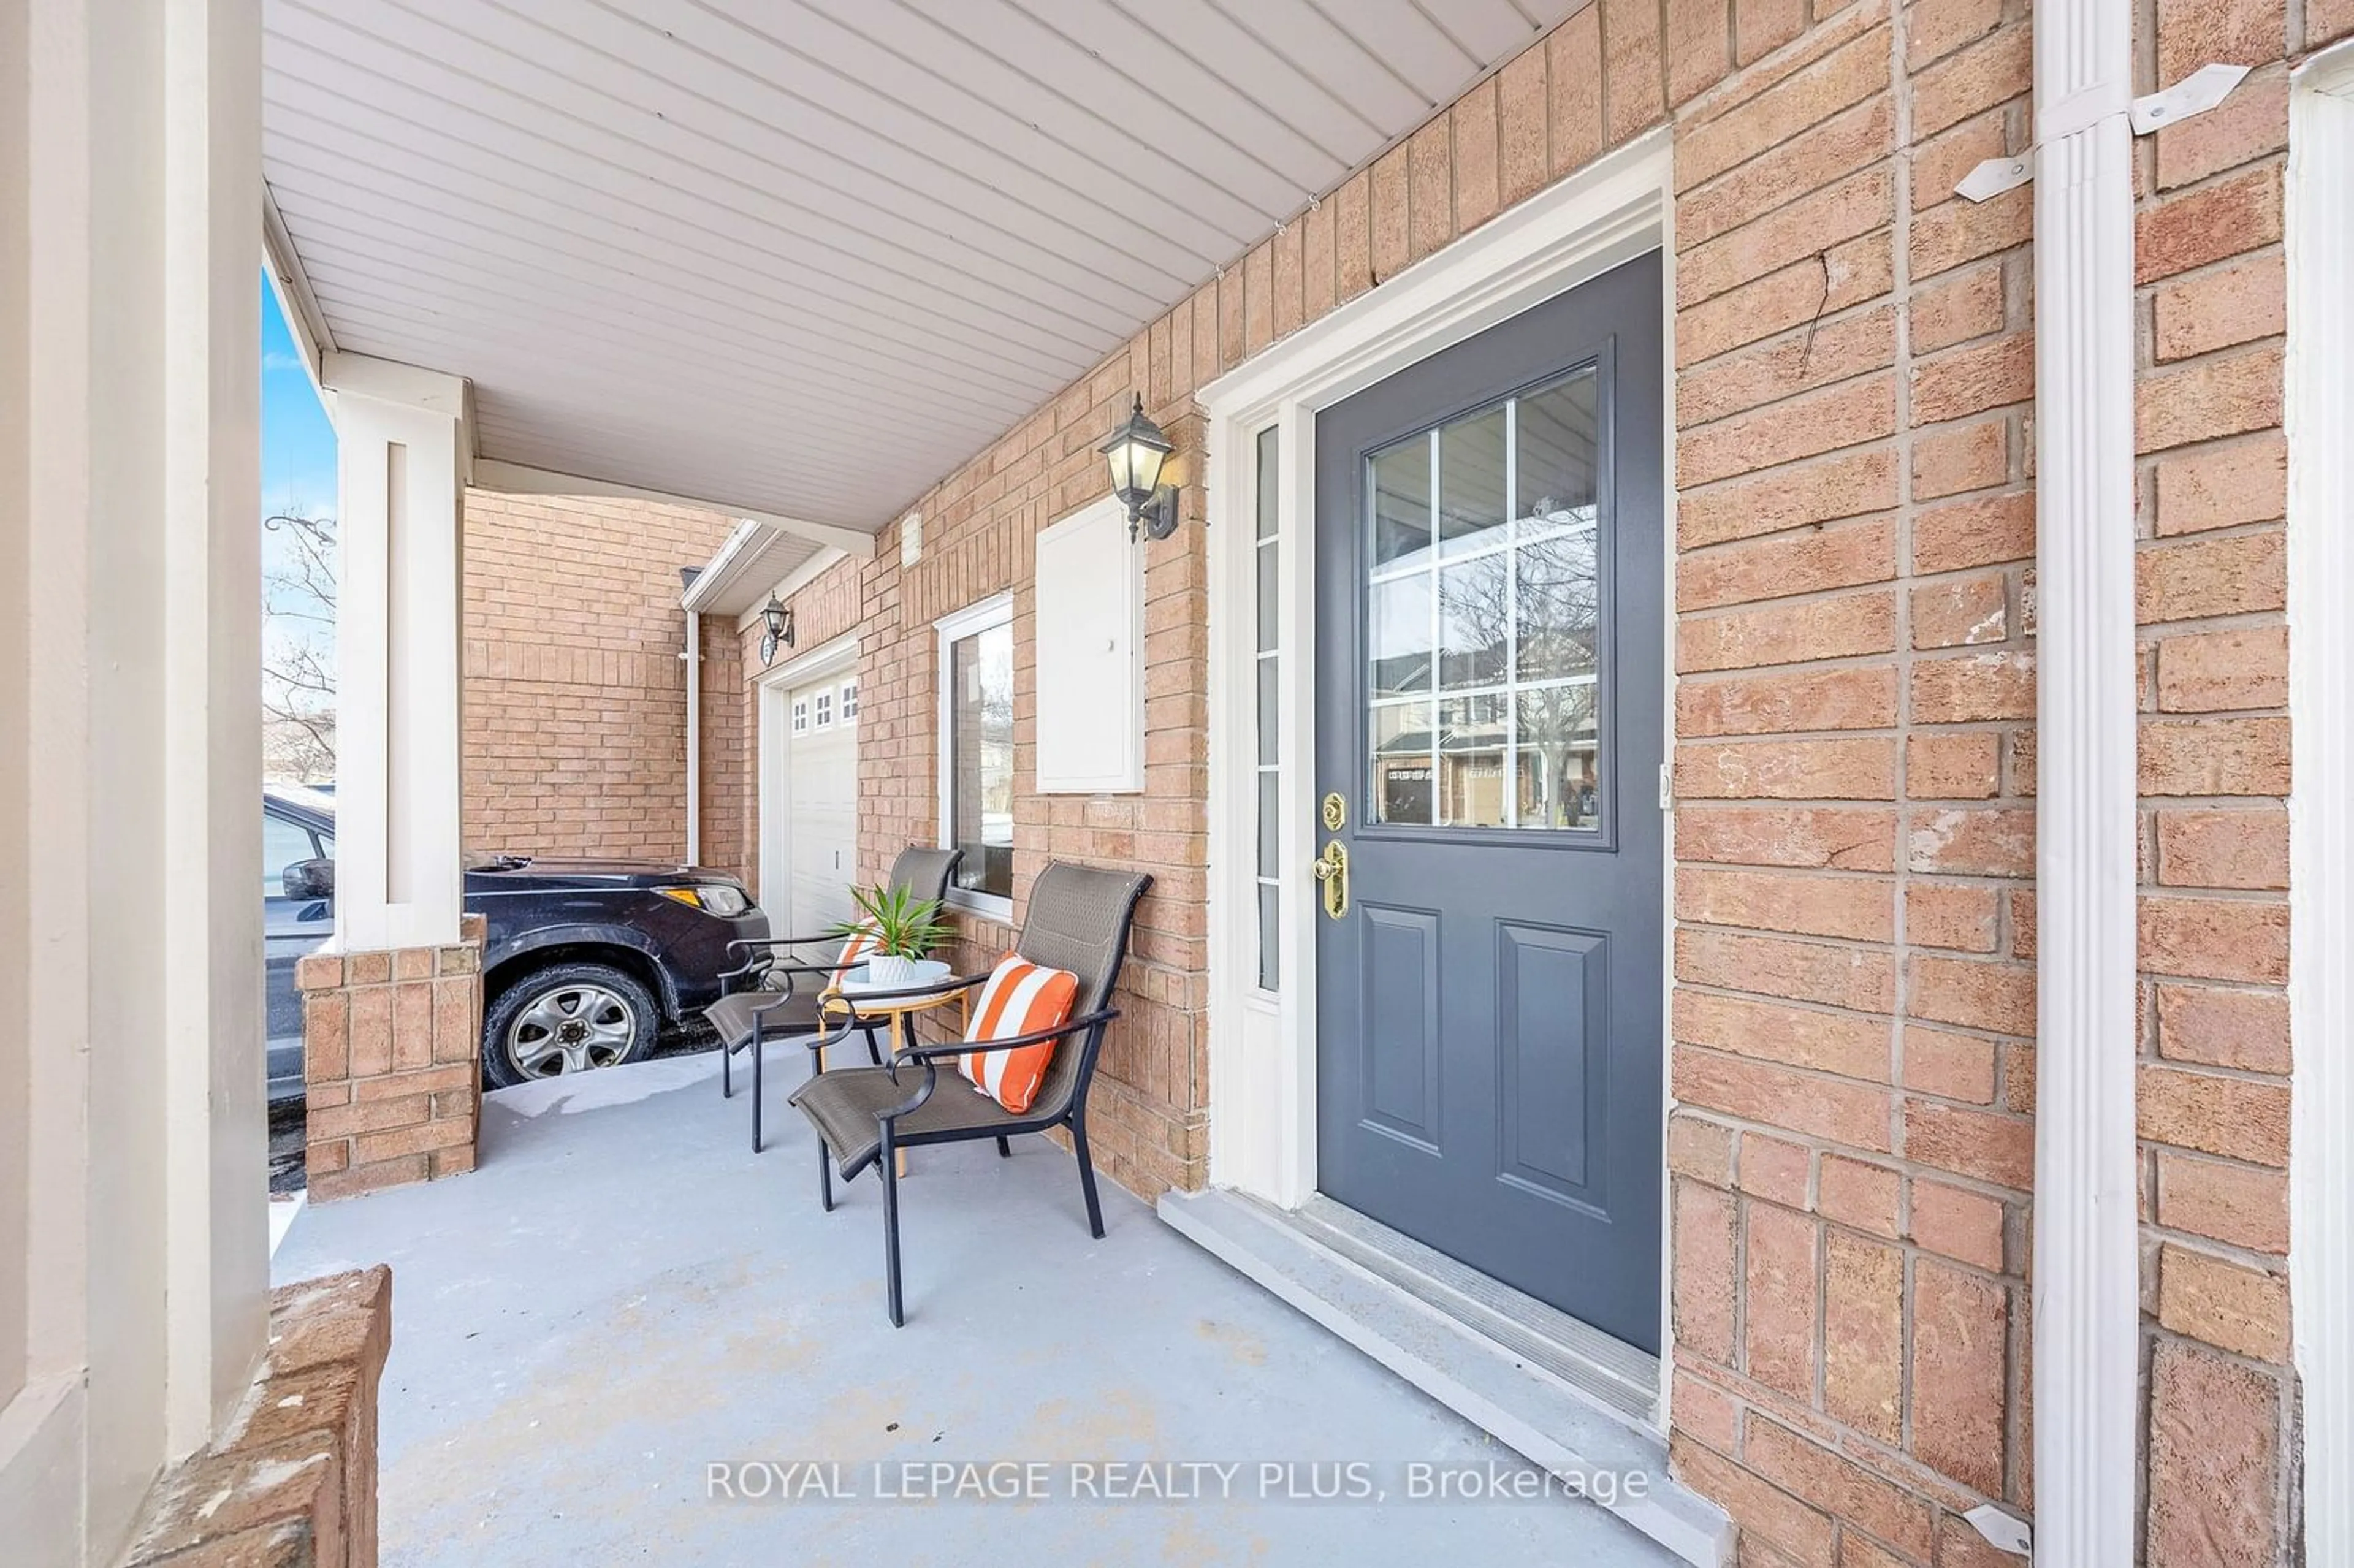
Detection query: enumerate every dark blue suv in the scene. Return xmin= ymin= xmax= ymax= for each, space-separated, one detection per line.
xmin=265 ymin=785 xmax=768 ymax=1102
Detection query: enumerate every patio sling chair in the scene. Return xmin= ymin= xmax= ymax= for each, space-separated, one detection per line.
xmin=788 ymin=861 xmax=1152 ymax=1326
xmin=704 ymin=845 xmax=962 ymax=1154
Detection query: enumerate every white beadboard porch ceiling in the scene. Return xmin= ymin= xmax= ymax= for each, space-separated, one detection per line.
xmin=261 ymin=0 xmax=1582 ymax=535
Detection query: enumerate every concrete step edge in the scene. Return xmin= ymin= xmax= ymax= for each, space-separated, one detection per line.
xmin=1284 ymin=1195 xmax=1661 ymax=1424
xmin=1159 ymin=1187 xmax=1734 ymax=1568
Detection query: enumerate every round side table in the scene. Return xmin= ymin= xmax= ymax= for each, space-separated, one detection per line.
xmin=821 ymin=977 xmax=976 ymax=1175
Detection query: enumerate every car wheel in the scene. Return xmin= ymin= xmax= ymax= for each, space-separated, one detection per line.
xmin=482 ymin=962 xmax=658 ymax=1089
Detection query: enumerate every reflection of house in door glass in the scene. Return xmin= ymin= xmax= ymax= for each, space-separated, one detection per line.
xmin=1377 ymin=758 xmax=1433 ymax=824
xmin=1364 ymin=363 xmax=1605 ymax=831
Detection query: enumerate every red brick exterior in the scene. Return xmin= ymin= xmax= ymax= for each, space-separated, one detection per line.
xmin=296 ymin=917 xmax=485 ymax=1202
xmin=473 ymin=0 xmax=2339 ymax=1556
xmin=697 ymin=613 xmax=748 ymax=878
xmin=123 ymin=1267 xmax=394 ymax=1568
xmin=2131 ymin=0 xmax=2319 ymax=1553
xmin=1658 ymin=4 xmax=2045 ymax=1558
xmin=461 ymin=490 xmax=738 ymax=862
xmin=737 ymin=452 xmax=1211 ymax=1199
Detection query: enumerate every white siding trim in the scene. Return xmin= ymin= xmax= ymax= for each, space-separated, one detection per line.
xmin=2029 ymin=0 xmax=2141 ymax=1554
xmin=730 ymin=546 xmax=850 ymax=634
xmin=262 ymin=181 xmax=332 ymax=392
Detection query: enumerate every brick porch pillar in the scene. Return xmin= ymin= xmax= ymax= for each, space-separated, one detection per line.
xmin=296 ymin=913 xmax=485 ymax=1200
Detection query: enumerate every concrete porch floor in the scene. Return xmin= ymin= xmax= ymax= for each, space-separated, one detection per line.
xmin=274 ymin=1053 xmax=1677 ymax=1566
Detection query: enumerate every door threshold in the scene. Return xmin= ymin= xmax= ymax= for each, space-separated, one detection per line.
xmin=1291 ymin=1193 xmax=1661 ymax=1421
xmin=1159 ymin=1187 xmax=1732 ymax=1567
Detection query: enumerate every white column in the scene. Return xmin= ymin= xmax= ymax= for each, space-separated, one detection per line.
xmin=2030 ymin=0 xmax=2141 ymax=1557
xmin=4 ymin=0 xmax=267 ymax=1558
xmin=324 ymin=352 xmax=470 ymax=953
xmin=159 ymin=0 xmax=268 ymax=1460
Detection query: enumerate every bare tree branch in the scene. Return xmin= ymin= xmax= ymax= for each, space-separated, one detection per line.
xmin=262 ymin=509 xmax=337 ymax=780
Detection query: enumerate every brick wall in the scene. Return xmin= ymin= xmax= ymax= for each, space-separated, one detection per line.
xmin=462 ymin=490 xmax=737 ymax=862
xmin=691 ymin=0 xmax=2339 ymax=1557
xmin=1655 ymin=1 xmax=2043 ymax=1558
xmin=2130 ymin=0 xmax=2328 ymax=1555
xmin=744 ymin=422 xmax=1211 ymax=1199
xmin=698 ymin=612 xmax=748 ymax=880
xmin=297 ymin=918 xmax=484 ymax=1201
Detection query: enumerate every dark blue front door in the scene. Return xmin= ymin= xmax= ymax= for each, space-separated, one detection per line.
xmin=1314 ymin=253 xmax=1666 ymax=1350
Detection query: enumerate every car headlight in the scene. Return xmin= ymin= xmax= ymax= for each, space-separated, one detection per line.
xmin=656 ymin=883 xmax=750 ymax=918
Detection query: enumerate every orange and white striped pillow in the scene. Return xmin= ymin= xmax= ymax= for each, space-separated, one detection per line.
xmin=830 ymin=922 xmax=881 ymax=990
xmin=957 ymin=954 xmax=1079 ymax=1114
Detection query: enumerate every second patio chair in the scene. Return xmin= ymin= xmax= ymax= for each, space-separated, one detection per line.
xmin=704 ymin=844 xmax=960 ymax=1152
xmin=788 ymin=861 xmax=1152 ymax=1326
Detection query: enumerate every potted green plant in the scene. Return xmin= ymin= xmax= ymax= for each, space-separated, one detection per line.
xmin=831 ymin=883 xmax=954 ymax=988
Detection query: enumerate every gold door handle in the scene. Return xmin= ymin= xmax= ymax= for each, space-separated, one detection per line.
xmin=1312 ymin=840 xmax=1349 ymax=919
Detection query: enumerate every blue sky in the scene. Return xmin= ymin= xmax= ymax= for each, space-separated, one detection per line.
xmin=261 ymin=276 xmax=337 ymax=726
xmin=262 ymin=275 xmax=336 ymax=520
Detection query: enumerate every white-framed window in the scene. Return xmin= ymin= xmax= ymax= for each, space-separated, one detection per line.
xmin=1252 ymin=424 xmax=1281 ymax=993
xmin=791 ymin=697 xmax=809 ymax=734
xmin=839 ymin=679 xmax=858 ymax=721
xmin=937 ymin=592 xmax=1016 ymax=918
xmin=813 ymin=688 xmax=834 ymax=729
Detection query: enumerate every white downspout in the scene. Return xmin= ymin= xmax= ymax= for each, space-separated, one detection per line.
xmin=684 ymin=608 xmax=702 ymax=866
xmin=2030 ymin=0 xmax=2139 ymax=1555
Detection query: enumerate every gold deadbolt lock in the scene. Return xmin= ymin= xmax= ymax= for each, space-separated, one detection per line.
xmin=1312 ymin=839 xmax=1349 ymax=919
xmin=1321 ymin=791 xmax=1346 ymax=832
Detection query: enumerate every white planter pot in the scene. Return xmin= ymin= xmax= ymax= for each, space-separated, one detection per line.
xmin=862 ymin=954 xmax=923 ymax=986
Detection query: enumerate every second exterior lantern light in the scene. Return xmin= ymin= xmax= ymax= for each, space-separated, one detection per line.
xmin=1099 ymin=394 xmax=1181 ymax=542
xmin=758 ymin=593 xmax=794 ymax=667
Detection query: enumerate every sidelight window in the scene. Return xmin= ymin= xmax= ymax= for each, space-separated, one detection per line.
xmin=1252 ymin=424 xmax=1281 ymax=992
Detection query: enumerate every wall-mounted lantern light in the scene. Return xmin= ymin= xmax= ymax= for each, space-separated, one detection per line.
xmin=1099 ymin=394 xmax=1181 ymax=542
xmin=759 ymin=594 xmax=794 ymax=667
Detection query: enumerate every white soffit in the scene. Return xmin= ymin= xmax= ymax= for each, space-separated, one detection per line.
xmin=260 ymin=0 xmax=1581 ymax=533
xmin=682 ymin=520 xmax=830 ymax=618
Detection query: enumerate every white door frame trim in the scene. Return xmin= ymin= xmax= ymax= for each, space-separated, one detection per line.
xmin=2288 ymin=40 xmax=2354 ymax=1568
xmin=757 ymin=630 xmax=860 ymax=693
xmin=756 ymin=632 xmax=859 ymax=917
xmin=1200 ymin=130 xmax=1675 ymax=1410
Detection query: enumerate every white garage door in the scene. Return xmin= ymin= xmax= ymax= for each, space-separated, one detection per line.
xmin=761 ymin=666 xmax=859 ymax=941
xmin=783 ymin=676 xmax=858 ymax=940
